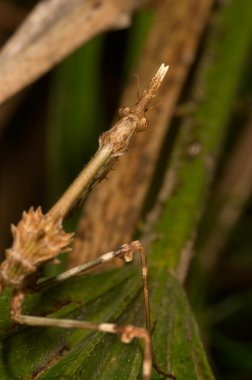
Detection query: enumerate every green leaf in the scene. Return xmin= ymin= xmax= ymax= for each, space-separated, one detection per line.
xmin=0 ymin=266 xmax=213 ymax=380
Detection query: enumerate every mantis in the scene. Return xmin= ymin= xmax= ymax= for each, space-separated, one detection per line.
xmin=0 ymin=64 xmax=175 ymax=380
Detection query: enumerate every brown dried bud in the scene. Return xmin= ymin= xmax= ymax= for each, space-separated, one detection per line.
xmin=0 ymin=207 xmax=73 ymax=290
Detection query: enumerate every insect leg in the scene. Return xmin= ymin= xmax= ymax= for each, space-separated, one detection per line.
xmin=35 ymin=241 xmax=175 ymax=379
xmin=11 ymin=289 xmax=152 ymax=380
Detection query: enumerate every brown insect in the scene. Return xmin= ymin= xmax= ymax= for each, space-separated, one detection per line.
xmin=0 ymin=64 xmax=175 ymax=380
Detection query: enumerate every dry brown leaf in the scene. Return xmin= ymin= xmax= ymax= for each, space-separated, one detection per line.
xmin=0 ymin=0 xmax=149 ymax=104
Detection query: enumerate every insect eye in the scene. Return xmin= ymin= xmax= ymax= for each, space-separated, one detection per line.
xmin=137 ymin=118 xmax=148 ymax=132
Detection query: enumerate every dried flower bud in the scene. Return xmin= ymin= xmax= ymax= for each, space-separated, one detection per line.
xmin=0 ymin=207 xmax=73 ymax=290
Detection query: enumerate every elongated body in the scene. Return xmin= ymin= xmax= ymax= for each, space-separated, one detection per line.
xmin=0 ymin=64 xmax=174 ymax=380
